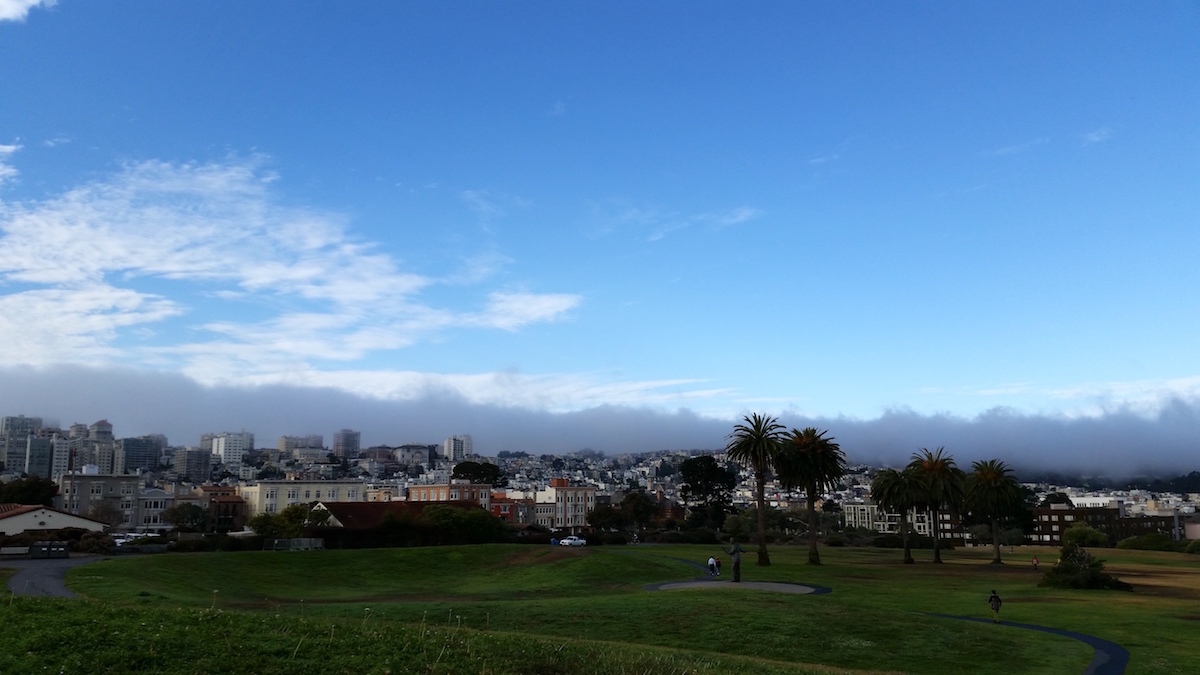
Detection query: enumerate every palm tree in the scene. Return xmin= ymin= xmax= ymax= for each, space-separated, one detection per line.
xmin=725 ymin=413 xmax=786 ymax=566
xmin=776 ymin=427 xmax=847 ymax=565
xmin=870 ymin=467 xmax=922 ymax=564
xmin=907 ymin=447 xmax=964 ymax=564
xmin=965 ymin=459 xmax=1022 ymax=564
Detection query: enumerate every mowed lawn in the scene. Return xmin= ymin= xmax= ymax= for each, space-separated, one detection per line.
xmin=4 ymin=543 xmax=1195 ymax=674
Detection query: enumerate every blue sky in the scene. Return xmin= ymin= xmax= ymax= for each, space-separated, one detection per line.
xmin=1 ymin=2 xmax=1198 ymax=468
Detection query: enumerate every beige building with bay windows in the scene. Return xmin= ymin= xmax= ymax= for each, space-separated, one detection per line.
xmin=238 ymin=479 xmax=367 ymax=518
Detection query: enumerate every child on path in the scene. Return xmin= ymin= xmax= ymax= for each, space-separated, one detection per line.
xmin=988 ymin=590 xmax=1002 ymax=623
xmin=1031 ymin=556 xmax=1039 ymax=571
xmin=715 ymin=557 xmax=722 ymax=576
xmin=707 ymin=556 xmax=717 ymax=576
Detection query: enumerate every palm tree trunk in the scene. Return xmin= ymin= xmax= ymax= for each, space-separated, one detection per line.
xmin=931 ymin=506 xmax=943 ymax=563
xmin=754 ymin=474 xmax=771 ymax=566
xmin=807 ymin=487 xmax=820 ymax=565
xmin=990 ymin=517 xmax=1003 ymax=564
xmin=900 ymin=510 xmax=914 ymax=564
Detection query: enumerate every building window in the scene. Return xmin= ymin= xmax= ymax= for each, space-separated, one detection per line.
xmin=287 ymin=489 xmax=298 ymax=499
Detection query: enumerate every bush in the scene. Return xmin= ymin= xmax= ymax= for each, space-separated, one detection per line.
xmin=1040 ymin=543 xmax=1131 ymax=590
xmin=1186 ymin=539 xmax=1200 ymax=555
xmin=602 ymin=532 xmax=628 ymax=545
xmin=680 ymin=528 xmax=719 ymax=545
xmin=824 ymin=535 xmax=846 ymax=547
xmin=1062 ymin=522 xmax=1110 ymax=548
xmin=75 ymin=531 xmax=115 ymax=554
xmin=872 ymin=534 xmax=903 ymax=548
xmin=1116 ymin=533 xmax=1177 ymax=551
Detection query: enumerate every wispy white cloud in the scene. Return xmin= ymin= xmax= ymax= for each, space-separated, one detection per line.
xmin=1082 ymin=126 xmax=1113 ymax=145
xmin=42 ymin=134 xmax=70 ymax=148
xmin=990 ymin=137 xmax=1050 ymax=156
xmin=548 ymin=100 xmax=567 ymax=116
xmin=593 ymin=203 xmax=763 ymax=242
xmin=0 ymin=158 xmax=580 ymax=387
xmin=0 ymin=0 xmax=54 ymax=22
xmin=808 ymin=153 xmax=840 ymax=165
xmin=0 ymin=143 xmax=20 ymax=187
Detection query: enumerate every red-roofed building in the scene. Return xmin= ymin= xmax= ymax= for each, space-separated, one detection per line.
xmin=0 ymin=503 xmax=107 ymax=536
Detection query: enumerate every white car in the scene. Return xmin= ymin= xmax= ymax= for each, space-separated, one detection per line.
xmin=559 ymin=535 xmax=587 ymax=547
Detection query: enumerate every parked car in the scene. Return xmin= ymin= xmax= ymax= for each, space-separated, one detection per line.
xmin=559 ymin=535 xmax=587 ymax=546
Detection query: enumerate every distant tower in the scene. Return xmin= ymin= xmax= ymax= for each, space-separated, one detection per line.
xmin=443 ymin=434 xmax=473 ymax=462
xmin=333 ymin=429 xmax=361 ymax=460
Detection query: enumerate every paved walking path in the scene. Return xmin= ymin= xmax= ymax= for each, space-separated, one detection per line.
xmin=925 ymin=613 xmax=1130 ymax=675
xmin=2 ymin=556 xmax=100 ymax=598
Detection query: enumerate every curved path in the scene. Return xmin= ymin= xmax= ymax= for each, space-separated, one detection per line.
xmin=2 ymin=556 xmax=100 ymax=598
xmin=642 ymin=553 xmax=1126 ymax=675
xmin=925 ymin=613 xmax=1129 ymax=675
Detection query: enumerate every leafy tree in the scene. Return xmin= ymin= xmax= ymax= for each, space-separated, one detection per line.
xmin=1062 ymin=521 xmax=1109 ymax=548
xmin=0 ymin=476 xmax=58 ymax=506
xmin=679 ymin=456 xmax=736 ymax=529
xmin=162 ymin=503 xmax=210 ymax=532
xmin=725 ymin=413 xmax=786 ymax=566
xmin=907 ymin=447 xmax=964 ymax=564
xmin=422 ymin=504 xmax=508 ymax=545
xmin=620 ymin=491 xmax=658 ymax=531
xmin=452 ymin=461 xmax=507 ymax=487
xmin=965 ymin=459 xmax=1023 ymax=564
xmin=248 ymin=503 xmax=311 ymax=539
xmin=775 ymin=427 xmax=847 ymax=565
xmin=588 ymin=504 xmax=630 ymax=531
xmin=871 ymin=468 xmax=923 ymax=564
xmin=88 ymin=499 xmax=123 ymax=528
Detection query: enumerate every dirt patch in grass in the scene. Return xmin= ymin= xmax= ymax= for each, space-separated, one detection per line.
xmin=1177 ymin=615 xmax=1200 ymax=621
xmin=502 ymin=547 xmax=584 ymax=567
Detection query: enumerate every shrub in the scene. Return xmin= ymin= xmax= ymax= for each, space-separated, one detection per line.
xmin=680 ymin=528 xmax=719 ymax=545
xmin=602 ymin=532 xmax=628 ymax=545
xmin=1116 ymin=533 xmax=1177 ymax=551
xmin=1186 ymin=539 xmax=1200 ymax=555
xmin=824 ymin=535 xmax=846 ymax=547
xmin=1062 ymin=522 xmax=1110 ymax=548
xmin=872 ymin=534 xmax=902 ymax=548
xmin=75 ymin=531 xmax=115 ymax=554
xmin=1040 ymin=542 xmax=1131 ymax=590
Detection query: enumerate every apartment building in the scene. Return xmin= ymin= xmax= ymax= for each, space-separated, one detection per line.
xmin=238 ymin=479 xmax=367 ymax=518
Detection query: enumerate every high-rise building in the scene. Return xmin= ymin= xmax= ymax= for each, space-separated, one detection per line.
xmin=211 ymin=431 xmax=254 ymax=466
xmin=1 ymin=415 xmax=43 ymax=436
xmin=24 ymin=436 xmax=54 ymax=478
xmin=333 ymin=429 xmax=361 ymax=460
xmin=115 ymin=437 xmax=160 ymax=474
xmin=443 ymin=435 xmax=473 ymax=462
xmin=277 ymin=434 xmax=323 ymax=458
xmin=173 ymin=448 xmax=213 ymax=484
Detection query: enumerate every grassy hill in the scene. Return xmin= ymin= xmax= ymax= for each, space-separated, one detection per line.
xmin=2 ymin=543 xmax=1197 ymax=674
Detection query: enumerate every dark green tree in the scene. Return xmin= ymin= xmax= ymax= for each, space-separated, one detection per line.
xmin=1062 ymin=521 xmax=1109 ymax=548
xmin=588 ymin=504 xmax=630 ymax=531
xmin=451 ymin=461 xmax=507 ymax=487
xmin=775 ymin=427 xmax=847 ymax=565
xmin=620 ymin=491 xmax=659 ymax=531
xmin=679 ymin=455 xmax=736 ymax=529
xmin=871 ymin=468 xmax=923 ymax=564
xmin=0 ymin=476 xmax=58 ymax=506
xmin=907 ymin=447 xmax=965 ymax=564
xmin=965 ymin=459 xmax=1023 ymax=564
xmin=162 ymin=502 xmax=210 ymax=532
xmin=725 ymin=413 xmax=786 ymax=566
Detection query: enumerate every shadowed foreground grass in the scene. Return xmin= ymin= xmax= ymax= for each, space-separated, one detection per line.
xmin=4 ymin=540 xmax=1195 ymax=672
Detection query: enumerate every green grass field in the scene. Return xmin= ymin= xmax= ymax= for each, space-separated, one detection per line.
xmin=3 ymin=543 xmax=1198 ymax=674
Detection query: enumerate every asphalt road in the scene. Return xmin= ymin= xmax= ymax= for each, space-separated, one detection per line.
xmin=2 ymin=556 xmax=100 ymax=598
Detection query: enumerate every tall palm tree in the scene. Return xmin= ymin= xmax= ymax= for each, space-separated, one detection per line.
xmin=966 ymin=459 xmax=1022 ymax=564
xmin=725 ymin=413 xmax=785 ymax=566
xmin=907 ymin=447 xmax=964 ymax=564
xmin=870 ymin=467 xmax=922 ymax=564
xmin=777 ymin=427 xmax=847 ymax=565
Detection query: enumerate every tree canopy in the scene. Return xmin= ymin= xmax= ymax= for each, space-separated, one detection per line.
xmin=679 ymin=455 xmax=736 ymax=530
xmin=776 ymin=427 xmax=846 ymax=565
xmin=451 ymin=461 xmax=507 ymax=487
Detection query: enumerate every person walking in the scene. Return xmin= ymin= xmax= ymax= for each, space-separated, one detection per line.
xmin=728 ymin=540 xmax=744 ymax=582
xmin=988 ymin=590 xmax=1002 ymax=623
xmin=1031 ymin=556 xmax=1039 ymax=571
xmin=707 ymin=556 xmax=717 ymax=576
xmin=715 ymin=557 xmax=722 ymax=576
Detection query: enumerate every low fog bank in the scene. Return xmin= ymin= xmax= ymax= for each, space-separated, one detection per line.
xmin=0 ymin=366 xmax=1196 ymax=478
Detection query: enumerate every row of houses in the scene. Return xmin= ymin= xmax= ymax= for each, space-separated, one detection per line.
xmin=48 ymin=472 xmax=597 ymax=536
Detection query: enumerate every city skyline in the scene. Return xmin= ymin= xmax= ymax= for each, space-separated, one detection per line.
xmin=2 ymin=3 xmax=1198 ymax=472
